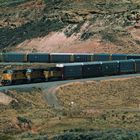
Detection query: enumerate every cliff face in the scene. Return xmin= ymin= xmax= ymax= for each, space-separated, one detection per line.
xmin=0 ymin=0 xmax=140 ymax=53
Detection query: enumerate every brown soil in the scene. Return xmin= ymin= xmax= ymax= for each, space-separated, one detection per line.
xmin=0 ymin=92 xmax=13 ymax=105
xmin=14 ymin=21 xmax=140 ymax=54
xmin=16 ymin=35 xmax=116 ymax=53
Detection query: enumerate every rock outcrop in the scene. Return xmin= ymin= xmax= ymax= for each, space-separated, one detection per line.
xmin=0 ymin=0 xmax=140 ymax=53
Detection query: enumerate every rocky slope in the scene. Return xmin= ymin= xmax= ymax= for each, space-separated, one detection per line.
xmin=0 ymin=0 xmax=140 ymax=53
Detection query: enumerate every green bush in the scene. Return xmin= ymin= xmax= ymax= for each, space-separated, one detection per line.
xmin=0 ymin=134 xmax=14 ymax=140
xmin=100 ymin=30 xmax=118 ymax=43
xmin=0 ymin=18 xmax=66 ymax=49
xmin=53 ymin=129 xmax=140 ymax=140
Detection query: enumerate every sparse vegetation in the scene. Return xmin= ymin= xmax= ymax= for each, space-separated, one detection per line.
xmin=0 ymin=134 xmax=14 ymax=140
xmin=0 ymin=19 xmax=66 ymax=50
xmin=0 ymin=0 xmax=139 ymax=52
xmin=0 ymin=77 xmax=140 ymax=139
xmin=56 ymin=78 xmax=140 ymax=130
xmin=53 ymin=129 xmax=140 ymax=140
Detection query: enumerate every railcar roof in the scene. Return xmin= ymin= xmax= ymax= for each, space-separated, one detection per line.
xmin=3 ymin=52 xmax=25 ymax=54
xmin=50 ymin=53 xmax=73 ymax=55
xmin=3 ymin=69 xmax=27 ymax=73
xmin=119 ymin=59 xmax=135 ymax=62
xmin=73 ymin=53 xmax=93 ymax=55
xmin=82 ymin=61 xmax=102 ymax=65
xmin=111 ymin=54 xmax=127 ymax=56
xmin=28 ymin=53 xmax=49 ymax=55
xmin=94 ymin=53 xmax=110 ymax=55
xmin=56 ymin=63 xmax=83 ymax=67
xmin=127 ymin=54 xmax=140 ymax=56
xmin=26 ymin=68 xmax=45 ymax=71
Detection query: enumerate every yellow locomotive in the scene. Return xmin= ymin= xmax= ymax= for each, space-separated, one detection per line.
xmin=1 ymin=67 xmax=62 ymax=86
xmin=26 ymin=68 xmax=46 ymax=83
xmin=44 ymin=67 xmax=62 ymax=81
xmin=1 ymin=69 xmax=28 ymax=86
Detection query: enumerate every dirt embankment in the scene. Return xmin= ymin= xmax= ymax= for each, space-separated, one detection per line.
xmin=0 ymin=92 xmax=13 ymax=105
xmin=0 ymin=89 xmax=55 ymax=137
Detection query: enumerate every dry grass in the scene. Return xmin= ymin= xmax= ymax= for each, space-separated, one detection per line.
xmin=0 ymin=89 xmax=55 ymax=135
xmin=56 ymin=77 xmax=140 ymax=130
xmin=57 ymin=78 xmax=140 ymax=109
xmin=0 ymin=77 xmax=140 ymax=139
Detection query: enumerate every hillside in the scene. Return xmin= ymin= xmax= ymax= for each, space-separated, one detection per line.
xmin=0 ymin=77 xmax=140 ymax=139
xmin=0 ymin=0 xmax=140 ymax=53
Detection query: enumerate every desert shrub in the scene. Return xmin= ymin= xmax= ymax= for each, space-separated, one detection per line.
xmin=81 ymin=32 xmax=94 ymax=40
xmin=53 ymin=129 xmax=140 ymax=140
xmin=0 ymin=134 xmax=14 ymax=140
xmin=0 ymin=18 xmax=65 ymax=49
xmin=135 ymin=40 xmax=140 ymax=45
xmin=20 ymin=132 xmax=48 ymax=140
xmin=100 ymin=30 xmax=118 ymax=43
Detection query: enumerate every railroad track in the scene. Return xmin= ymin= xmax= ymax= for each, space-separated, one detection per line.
xmin=1 ymin=73 xmax=140 ymax=91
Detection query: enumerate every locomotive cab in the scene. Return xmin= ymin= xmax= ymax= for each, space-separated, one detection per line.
xmin=26 ymin=68 xmax=46 ymax=83
xmin=1 ymin=69 xmax=28 ymax=86
xmin=44 ymin=67 xmax=62 ymax=81
xmin=1 ymin=70 xmax=13 ymax=86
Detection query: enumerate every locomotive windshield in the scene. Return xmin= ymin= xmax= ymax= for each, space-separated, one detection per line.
xmin=3 ymin=70 xmax=13 ymax=74
xmin=26 ymin=69 xmax=32 ymax=73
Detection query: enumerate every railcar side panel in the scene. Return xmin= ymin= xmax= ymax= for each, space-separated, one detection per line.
xmin=134 ymin=59 xmax=140 ymax=73
xmin=56 ymin=63 xmax=83 ymax=79
xmin=82 ymin=62 xmax=102 ymax=78
xmin=73 ymin=54 xmax=92 ymax=62
xmin=3 ymin=52 xmax=27 ymax=62
xmin=111 ymin=54 xmax=127 ymax=60
xmin=119 ymin=60 xmax=135 ymax=74
xmin=127 ymin=54 xmax=140 ymax=60
xmin=101 ymin=61 xmax=120 ymax=75
xmin=50 ymin=53 xmax=73 ymax=63
xmin=0 ymin=53 xmax=3 ymax=62
xmin=93 ymin=54 xmax=111 ymax=61
xmin=27 ymin=53 xmax=49 ymax=62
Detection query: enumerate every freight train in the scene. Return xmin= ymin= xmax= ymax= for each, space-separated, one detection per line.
xmin=1 ymin=59 xmax=140 ymax=86
xmin=1 ymin=52 xmax=140 ymax=63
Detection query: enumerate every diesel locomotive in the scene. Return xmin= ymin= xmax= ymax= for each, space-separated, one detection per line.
xmin=1 ymin=67 xmax=62 ymax=86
